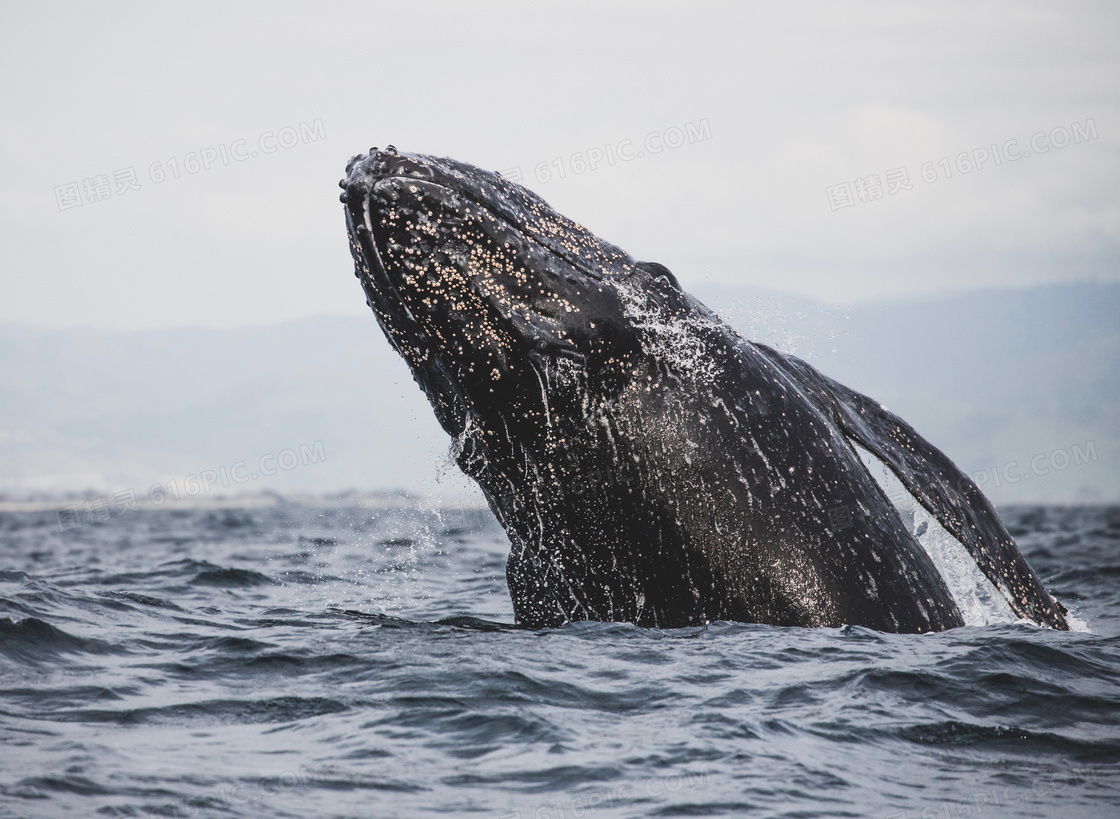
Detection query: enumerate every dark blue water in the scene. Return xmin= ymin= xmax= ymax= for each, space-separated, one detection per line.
xmin=1 ymin=502 xmax=1117 ymax=817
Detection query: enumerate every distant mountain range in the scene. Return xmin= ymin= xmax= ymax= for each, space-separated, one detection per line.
xmin=1 ymin=282 xmax=1116 ymax=504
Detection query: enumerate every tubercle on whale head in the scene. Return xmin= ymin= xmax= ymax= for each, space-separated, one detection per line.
xmin=341 ymin=147 xmax=681 ymax=446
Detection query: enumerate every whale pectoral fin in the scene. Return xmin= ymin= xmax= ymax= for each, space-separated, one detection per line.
xmin=756 ymin=345 xmax=1070 ymax=630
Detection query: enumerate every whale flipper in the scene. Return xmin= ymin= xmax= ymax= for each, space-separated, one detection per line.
xmin=757 ymin=344 xmax=1070 ymax=630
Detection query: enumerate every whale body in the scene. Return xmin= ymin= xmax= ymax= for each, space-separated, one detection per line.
xmin=340 ymin=147 xmax=1069 ymax=633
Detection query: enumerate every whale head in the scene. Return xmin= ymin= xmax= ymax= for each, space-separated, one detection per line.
xmin=341 ymin=147 xmax=683 ymax=448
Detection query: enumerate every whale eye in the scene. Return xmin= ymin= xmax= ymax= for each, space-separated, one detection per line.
xmin=635 ymin=261 xmax=681 ymax=291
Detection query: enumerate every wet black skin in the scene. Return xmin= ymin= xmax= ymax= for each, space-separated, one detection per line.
xmin=341 ymin=147 xmax=1070 ymax=632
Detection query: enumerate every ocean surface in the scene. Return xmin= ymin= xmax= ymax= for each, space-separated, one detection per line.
xmin=0 ymin=500 xmax=1117 ymax=818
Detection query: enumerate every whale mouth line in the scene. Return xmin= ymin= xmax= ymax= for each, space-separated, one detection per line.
xmin=355 ymin=193 xmax=422 ymax=339
xmin=347 ymin=184 xmax=478 ymax=440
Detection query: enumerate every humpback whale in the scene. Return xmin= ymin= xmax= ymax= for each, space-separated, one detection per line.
xmin=340 ymin=147 xmax=1070 ymax=633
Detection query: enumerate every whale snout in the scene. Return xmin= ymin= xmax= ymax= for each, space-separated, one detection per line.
xmin=340 ymin=145 xmax=417 ymax=203
xmin=340 ymin=148 xmax=382 ymax=203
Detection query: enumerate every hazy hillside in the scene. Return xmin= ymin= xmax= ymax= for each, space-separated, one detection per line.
xmin=1 ymin=283 xmax=1116 ymax=504
xmin=0 ymin=318 xmax=461 ymax=502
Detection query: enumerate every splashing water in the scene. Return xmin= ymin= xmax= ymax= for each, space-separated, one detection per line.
xmin=851 ymin=441 xmax=1088 ymax=629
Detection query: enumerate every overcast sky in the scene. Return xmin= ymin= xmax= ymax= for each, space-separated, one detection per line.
xmin=2 ymin=1 xmax=1117 ymax=331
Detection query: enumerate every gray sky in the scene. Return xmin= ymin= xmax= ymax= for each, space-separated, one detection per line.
xmin=2 ymin=1 xmax=1117 ymax=331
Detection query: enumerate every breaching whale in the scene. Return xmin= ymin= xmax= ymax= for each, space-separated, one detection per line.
xmin=340 ymin=147 xmax=1069 ymax=633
